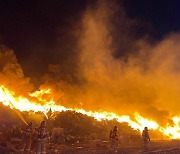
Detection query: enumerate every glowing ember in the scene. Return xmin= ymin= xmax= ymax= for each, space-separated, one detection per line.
xmin=0 ymin=85 xmax=180 ymax=139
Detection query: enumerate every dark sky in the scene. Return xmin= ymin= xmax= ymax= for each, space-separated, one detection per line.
xmin=124 ymin=0 xmax=180 ymax=36
xmin=0 ymin=0 xmax=180 ymax=77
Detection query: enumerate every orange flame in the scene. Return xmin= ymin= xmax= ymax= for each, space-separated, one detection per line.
xmin=0 ymin=85 xmax=180 ymax=139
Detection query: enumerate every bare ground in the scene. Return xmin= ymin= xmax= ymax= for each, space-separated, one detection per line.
xmin=45 ymin=140 xmax=180 ymax=154
xmin=1 ymin=140 xmax=180 ymax=154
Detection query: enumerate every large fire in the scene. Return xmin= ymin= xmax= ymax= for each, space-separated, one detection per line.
xmin=0 ymin=85 xmax=180 ymax=139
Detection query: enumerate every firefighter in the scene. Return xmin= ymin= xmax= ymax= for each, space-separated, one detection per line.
xmin=19 ymin=122 xmax=33 ymax=154
xmin=30 ymin=127 xmax=39 ymax=154
xmin=37 ymin=121 xmax=49 ymax=154
xmin=142 ymin=127 xmax=150 ymax=150
xmin=109 ymin=126 xmax=118 ymax=151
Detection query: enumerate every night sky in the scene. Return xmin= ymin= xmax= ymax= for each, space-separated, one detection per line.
xmin=0 ymin=0 xmax=180 ymax=77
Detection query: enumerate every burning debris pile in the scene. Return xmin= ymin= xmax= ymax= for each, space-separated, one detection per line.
xmin=0 ymin=83 xmax=176 ymax=139
xmin=0 ymin=82 xmax=179 ymax=140
xmin=0 ymin=105 xmax=177 ymax=153
xmin=0 ymin=104 xmax=163 ymax=153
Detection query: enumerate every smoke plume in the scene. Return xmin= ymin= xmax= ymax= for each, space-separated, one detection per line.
xmin=75 ymin=1 xmax=180 ymax=125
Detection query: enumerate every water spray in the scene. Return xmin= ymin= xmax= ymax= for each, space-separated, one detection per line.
xmin=1 ymin=87 xmax=28 ymax=125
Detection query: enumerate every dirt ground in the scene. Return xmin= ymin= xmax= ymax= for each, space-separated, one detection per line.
xmin=1 ymin=140 xmax=180 ymax=154
xmin=45 ymin=140 xmax=180 ymax=154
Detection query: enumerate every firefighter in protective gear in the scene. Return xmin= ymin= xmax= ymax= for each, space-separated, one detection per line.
xmin=37 ymin=121 xmax=49 ymax=154
xmin=30 ymin=127 xmax=39 ymax=153
xmin=19 ymin=122 xmax=33 ymax=154
xmin=142 ymin=127 xmax=150 ymax=150
xmin=109 ymin=126 xmax=118 ymax=150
